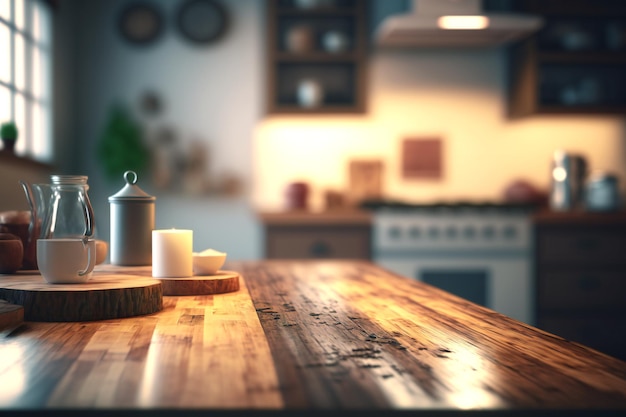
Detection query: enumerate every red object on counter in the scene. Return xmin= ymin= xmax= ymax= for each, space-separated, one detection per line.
xmin=285 ymin=182 xmax=309 ymax=210
xmin=503 ymin=179 xmax=548 ymax=207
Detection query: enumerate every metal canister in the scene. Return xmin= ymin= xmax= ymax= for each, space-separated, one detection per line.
xmin=108 ymin=170 xmax=156 ymax=265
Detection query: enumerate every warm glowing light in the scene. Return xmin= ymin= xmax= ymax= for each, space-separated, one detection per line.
xmin=552 ymin=166 xmax=567 ymax=182
xmin=437 ymin=15 xmax=489 ymax=30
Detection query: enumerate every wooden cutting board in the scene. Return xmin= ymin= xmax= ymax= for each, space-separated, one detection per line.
xmin=156 ymin=271 xmax=240 ymax=296
xmin=97 ymin=265 xmax=240 ymax=296
xmin=0 ymin=270 xmax=162 ymax=322
xmin=0 ymin=299 xmax=23 ymax=330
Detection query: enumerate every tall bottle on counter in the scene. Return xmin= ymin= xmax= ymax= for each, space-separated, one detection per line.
xmin=108 ymin=170 xmax=156 ymax=265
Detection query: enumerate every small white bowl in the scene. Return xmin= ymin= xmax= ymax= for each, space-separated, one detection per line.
xmin=192 ymin=249 xmax=227 ymax=275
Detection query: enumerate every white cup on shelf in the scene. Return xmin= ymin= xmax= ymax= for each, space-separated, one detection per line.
xmin=297 ymin=79 xmax=324 ymax=108
xmin=322 ymin=30 xmax=349 ymax=53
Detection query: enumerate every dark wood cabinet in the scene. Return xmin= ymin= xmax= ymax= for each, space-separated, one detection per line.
xmin=259 ymin=210 xmax=371 ymax=259
xmin=509 ymin=0 xmax=626 ymax=117
xmin=266 ymin=0 xmax=368 ymax=114
xmin=533 ymin=210 xmax=626 ymax=360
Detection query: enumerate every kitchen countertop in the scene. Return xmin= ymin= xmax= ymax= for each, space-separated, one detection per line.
xmin=258 ymin=209 xmax=372 ymax=225
xmin=532 ymin=209 xmax=626 ymax=225
xmin=1 ymin=260 xmax=625 ymax=413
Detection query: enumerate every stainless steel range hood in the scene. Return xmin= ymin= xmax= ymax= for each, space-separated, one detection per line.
xmin=376 ymin=0 xmax=544 ymax=48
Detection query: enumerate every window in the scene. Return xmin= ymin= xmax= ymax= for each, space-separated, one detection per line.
xmin=0 ymin=0 xmax=52 ymax=162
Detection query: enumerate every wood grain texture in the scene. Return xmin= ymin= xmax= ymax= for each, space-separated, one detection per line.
xmin=0 ymin=270 xmax=162 ymax=321
xmin=0 ymin=269 xmax=282 ymax=409
xmin=97 ymin=265 xmax=240 ymax=296
xmin=0 ymin=299 xmax=23 ymax=330
xmin=157 ymin=271 xmax=240 ymax=296
xmin=231 ymin=260 xmax=626 ymax=410
xmin=1 ymin=260 xmax=625 ymax=412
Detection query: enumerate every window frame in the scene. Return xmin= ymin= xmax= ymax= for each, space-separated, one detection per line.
xmin=0 ymin=0 xmax=53 ymax=162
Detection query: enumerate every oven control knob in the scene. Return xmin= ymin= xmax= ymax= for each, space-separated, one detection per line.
xmin=482 ymin=225 xmax=495 ymax=239
xmin=503 ymin=225 xmax=518 ymax=239
xmin=463 ymin=226 xmax=476 ymax=239
xmin=388 ymin=226 xmax=402 ymax=240
xmin=409 ymin=226 xmax=421 ymax=239
xmin=428 ymin=226 xmax=440 ymax=239
xmin=445 ymin=226 xmax=458 ymax=238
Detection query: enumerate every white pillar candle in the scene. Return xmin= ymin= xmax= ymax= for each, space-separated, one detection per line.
xmin=152 ymin=229 xmax=193 ymax=278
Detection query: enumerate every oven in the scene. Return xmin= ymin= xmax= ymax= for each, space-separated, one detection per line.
xmin=371 ymin=204 xmax=534 ymax=325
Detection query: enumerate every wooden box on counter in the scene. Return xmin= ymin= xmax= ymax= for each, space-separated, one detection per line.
xmin=258 ymin=210 xmax=372 ymax=259
xmin=533 ymin=209 xmax=626 ymax=360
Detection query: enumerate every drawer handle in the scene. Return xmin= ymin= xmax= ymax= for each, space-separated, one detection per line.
xmin=310 ymin=241 xmax=331 ymax=258
xmin=578 ymin=276 xmax=601 ymax=291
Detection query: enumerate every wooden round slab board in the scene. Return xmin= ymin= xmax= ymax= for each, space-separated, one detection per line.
xmin=156 ymin=271 xmax=240 ymax=296
xmin=97 ymin=265 xmax=241 ymax=296
xmin=0 ymin=271 xmax=162 ymax=322
xmin=0 ymin=299 xmax=23 ymax=331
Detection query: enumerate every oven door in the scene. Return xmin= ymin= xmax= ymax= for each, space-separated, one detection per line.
xmin=376 ymin=257 xmax=533 ymax=325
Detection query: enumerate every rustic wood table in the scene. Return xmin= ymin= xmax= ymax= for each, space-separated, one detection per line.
xmin=1 ymin=260 xmax=625 ymax=414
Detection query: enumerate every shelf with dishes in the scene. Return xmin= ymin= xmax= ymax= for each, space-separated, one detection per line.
xmin=508 ymin=1 xmax=626 ymax=117
xmin=266 ymin=0 xmax=367 ymax=114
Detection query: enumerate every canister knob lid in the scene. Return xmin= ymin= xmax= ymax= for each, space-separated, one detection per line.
xmin=108 ymin=170 xmax=156 ymax=202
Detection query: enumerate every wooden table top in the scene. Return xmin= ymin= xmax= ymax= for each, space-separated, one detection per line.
xmin=1 ymin=260 xmax=625 ymax=413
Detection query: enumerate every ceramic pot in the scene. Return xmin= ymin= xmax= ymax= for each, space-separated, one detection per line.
xmin=0 ymin=233 xmax=23 ymax=274
xmin=0 ymin=210 xmax=35 ymax=269
xmin=285 ymin=182 xmax=309 ymax=210
xmin=1 ymin=139 xmax=16 ymax=153
xmin=286 ymin=25 xmax=315 ymax=53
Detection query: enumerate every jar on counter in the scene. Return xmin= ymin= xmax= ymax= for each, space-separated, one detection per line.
xmin=285 ymin=182 xmax=310 ymax=211
xmin=585 ymin=172 xmax=621 ymax=212
xmin=108 ymin=171 xmax=156 ymax=265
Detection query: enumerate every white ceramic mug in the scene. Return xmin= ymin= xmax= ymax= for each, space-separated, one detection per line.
xmin=37 ymin=238 xmax=96 ymax=284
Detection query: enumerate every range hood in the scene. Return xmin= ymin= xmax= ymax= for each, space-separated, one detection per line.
xmin=376 ymin=0 xmax=544 ymax=48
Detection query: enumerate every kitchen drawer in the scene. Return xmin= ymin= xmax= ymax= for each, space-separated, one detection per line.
xmin=537 ymin=229 xmax=626 ymax=265
xmin=265 ymin=226 xmax=371 ymax=259
xmin=538 ymin=316 xmax=626 ymax=360
xmin=538 ymin=270 xmax=626 ymax=311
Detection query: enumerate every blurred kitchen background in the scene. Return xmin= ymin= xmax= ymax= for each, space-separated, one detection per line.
xmin=1 ymin=0 xmax=626 ymax=358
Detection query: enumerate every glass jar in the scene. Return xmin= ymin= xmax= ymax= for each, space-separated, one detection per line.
xmin=40 ymin=175 xmax=95 ymax=241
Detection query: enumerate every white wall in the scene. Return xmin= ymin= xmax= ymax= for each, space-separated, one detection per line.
xmin=69 ymin=0 xmax=264 ymax=260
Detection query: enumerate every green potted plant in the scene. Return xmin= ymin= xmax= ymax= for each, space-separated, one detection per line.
xmin=1 ymin=121 xmax=18 ymax=153
xmin=97 ymin=105 xmax=150 ymax=181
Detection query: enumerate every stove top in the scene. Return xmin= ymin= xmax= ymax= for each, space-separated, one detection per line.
xmin=359 ymin=198 xmax=539 ymax=213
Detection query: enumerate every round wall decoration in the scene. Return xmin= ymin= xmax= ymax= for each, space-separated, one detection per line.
xmin=118 ymin=2 xmax=164 ymax=45
xmin=176 ymin=0 xmax=228 ymax=44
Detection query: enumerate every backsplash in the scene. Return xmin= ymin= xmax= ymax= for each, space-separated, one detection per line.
xmin=253 ymin=49 xmax=626 ymax=211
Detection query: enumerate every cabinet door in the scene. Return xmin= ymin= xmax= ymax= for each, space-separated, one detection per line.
xmin=538 ymin=316 xmax=626 ymax=361
xmin=538 ymin=269 xmax=626 ymax=311
xmin=265 ymin=225 xmax=370 ymax=259
xmin=537 ymin=229 xmax=626 ymax=265
xmin=508 ymin=2 xmax=626 ymax=117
